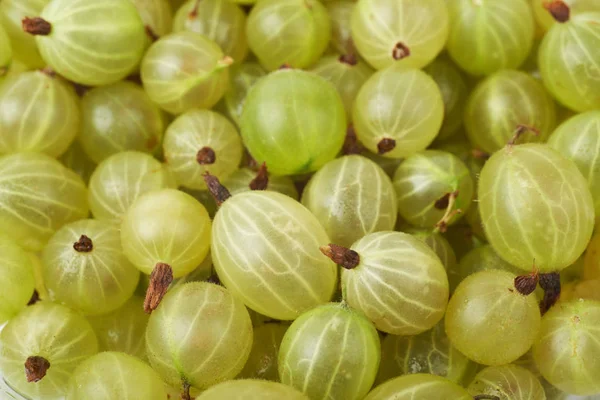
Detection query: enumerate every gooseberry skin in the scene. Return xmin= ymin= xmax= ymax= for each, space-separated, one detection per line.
xmin=120 ymin=189 xmax=211 ymax=278
xmin=464 ymin=70 xmax=556 ymax=154
xmin=351 ymin=0 xmax=449 ymax=70
xmin=467 ymin=364 xmax=546 ymax=400
xmin=79 ymin=81 xmax=165 ymax=164
xmin=278 ymin=303 xmax=380 ymax=400
xmin=221 ymin=62 xmax=267 ymax=126
xmin=445 ymin=270 xmax=541 ymax=366
xmin=408 ymin=229 xmax=457 ymax=272
xmin=246 ymin=0 xmax=331 ymax=71
xmin=173 ymin=0 xmax=248 ymax=63
xmin=533 ymin=300 xmax=600 ymax=395
xmin=326 ymin=0 xmax=355 ymax=55
xmin=342 ymin=231 xmax=449 ymax=335
xmin=478 ymin=144 xmax=595 ymax=272
xmin=141 ymin=31 xmax=231 ymax=115
xmin=238 ymin=322 xmax=288 ymax=381
xmin=392 ymin=150 xmax=474 ymax=229
xmin=145 ymin=282 xmax=253 ymax=390
xmin=0 ymin=234 xmax=36 ymax=325
xmin=364 ymin=373 xmax=472 ymax=400
xmin=240 ymin=69 xmax=346 ymax=176
xmin=196 ymin=380 xmax=309 ymax=400
xmin=0 ymin=303 xmax=98 ymax=400
xmin=41 ymin=219 xmax=140 ymax=316
xmin=353 ymin=66 xmax=444 ymax=159
xmin=532 ymin=0 xmax=600 ymax=32
xmin=301 ymin=155 xmax=398 ymax=248
xmin=211 ymin=191 xmax=338 ymax=320
xmin=66 ymin=351 xmax=167 ymax=400
xmin=0 ymin=71 xmax=79 ymax=157
xmin=59 ymin=141 xmax=97 ymax=184
xmin=0 ymin=152 xmax=89 ymax=252
xmin=446 ymin=0 xmax=535 ymax=76
xmin=163 ymin=109 xmax=243 ymax=190
xmin=538 ymin=12 xmax=600 ymax=112
xmin=547 ymin=111 xmax=600 ymax=222
xmin=223 ymin=168 xmax=299 ymax=200
xmin=130 ymin=0 xmax=173 ymax=43
xmin=34 ymin=0 xmax=146 ymax=86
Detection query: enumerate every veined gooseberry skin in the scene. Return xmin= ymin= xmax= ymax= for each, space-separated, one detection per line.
xmin=240 ymin=69 xmax=346 ymax=176
xmin=0 ymin=152 xmax=89 ymax=252
xmin=278 ymin=303 xmax=380 ymax=400
xmin=351 ymin=0 xmax=449 ymax=70
xmin=173 ymin=0 xmax=248 ymax=63
xmin=120 ymin=188 xmax=211 ymax=278
xmin=560 ymin=279 xmax=600 ymax=302
xmin=31 ymin=0 xmax=146 ymax=86
xmin=197 ymin=380 xmax=309 ymax=400
xmin=446 ymin=0 xmax=535 ymax=76
xmin=0 ymin=0 xmax=49 ymax=68
xmin=301 ymin=155 xmax=397 ymax=248
xmin=145 ymin=282 xmax=253 ymax=390
xmin=66 ymin=351 xmax=167 ymax=400
xmin=221 ymin=62 xmax=267 ymax=126
xmin=41 ymin=219 xmax=140 ymax=316
xmin=0 ymin=234 xmax=35 ymax=325
xmin=467 ymin=364 xmax=546 ymax=400
xmin=445 ymin=270 xmax=541 ymax=366
xmin=211 ymin=191 xmax=338 ymax=320
xmin=163 ymin=109 xmax=243 ymax=190
xmin=223 ymin=168 xmax=299 ymax=200
xmin=310 ymin=55 xmax=374 ymax=122
xmin=548 ymin=111 xmax=600 ymax=221
xmin=478 ymin=144 xmax=595 ymax=272
xmin=408 ymin=229 xmax=457 ymax=272
xmin=141 ymin=31 xmax=232 ymax=115
xmin=238 ymin=322 xmax=288 ymax=381
xmin=392 ymin=150 xmax=474 ymax=229
xmin=353 ymin=66 xmax=444 ymax=159
xmin=79 ymin=81 xmax=165 ymax=164
xmin=341 ymin=231 xmax=449 ymax=335
xmin=88 ymin=151 xmax=176 ymax=223
xmin=326 ymin=1 xmax=355 ymax=55
xmin=59 ymin=141 xmax=97 ymax=184
xmin=246 ymin=0 xmax=331 ymax=71
xmin=532 ymin=0 xmax=600 ymax=32
xmin=130 ymin=0 xmax=173 ymax=44
xmin=364 ymin=373 xmax=472 ymax=400
xmin=424 ymin=56 xmax=469 ymax=140
xmin=0 ymin=303 xmax=98 ymax=400
xmin=464 ymin=70 xmax=557 ymax=154
xmin=376 ymin=321 xmax=475 ymax=386
xmin=533 ymin=300 xmax=600 ymax=395
xmin=87 ymin=297 xmax=149 ymax=361
xmin=539 ymin=11 xmax=600 ymax=112
xmin=0 ymin=70 xmax=79 ymax=157
xmin=0 ymin=23 xmax=12 ymax=83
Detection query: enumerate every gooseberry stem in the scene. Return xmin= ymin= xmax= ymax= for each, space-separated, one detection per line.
xmin=203 ymin=172 xmax=232 ymax=206
xmin=27 ymin=290 xmax=40 ymax=306
xmin=507 ymin=124 xmax=540 ymax=147
xmin=181 ymin=381 xmax=191 ymax=400
xmin=434 ymin=191 xmax=461 ymax=233
xmin=24 ymin=356 xmax=50 ymax=383
xmin=539 ymin=272 xmax=561 ymax=315
xmin=249 ymin=162 xmax=269 ymax=191
xmin=319 ymin=244 xmax=360 ymax=270
xmin=143 ymin=263 xmax=173 ymax=314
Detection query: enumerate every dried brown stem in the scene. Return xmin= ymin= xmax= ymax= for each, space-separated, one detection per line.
xmin=27 ymin=290 xmax=40 ymax=306
xmin=144 ymin=263 xmax=173 ymax=314
xmin=343 ymin=125 xmax=363 ymax=155
xmin=539 ymin=272 xmax=561 ymax=315
xmin=73 ymin=235 xmax=93 ymax=253
xmin=196 ymin=147 xmax=216 ymax=165
xmin=203 ymin=172 xmax=232 ymax=206
xmin=472 ymin=149 xmax=491 ymax=160
xmin=24 ymin=356 xmax=50 ymax=383
xmin=22 ymin=17 xmax=52 ymax=36
xmin=249 ymin=162 xmax=269 ymax=191
xmin=392 ymin=42 xmax=411 ymax=60
xmin=339 ymin=53 xmax=358 ymax=66
xmin=514 ymin=265 xmax=539 ymax=296
xmin=145 ymin=25 xmax=159 ymax=42
xmin=434 ymin=190 xmax=461 ymax=233
xmin=181 ymin=382 xmax=191 ymax=400
xmin=189 ymin=0 xmax=201 ymax=18
xmin=320 ymin=244 xmax=360 ymax=270
xmin=543 ymin=1 xmax=570 ymax=22
xmin=377 ymin=138 xmax=396 ymax=155
xmin=508 ymin=124 xmax=540 ymax=147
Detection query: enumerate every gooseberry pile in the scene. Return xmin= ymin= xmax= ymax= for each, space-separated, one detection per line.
xmin=0 ymin=0 xmax=599 ymax=399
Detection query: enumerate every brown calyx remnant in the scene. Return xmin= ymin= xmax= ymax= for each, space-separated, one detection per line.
xmin=189 ymin=0 xmax=202 ymax=18
xmin=181 ymin=382 xmax=192 ymax=400
xmin=73 ymin=235 xmax=93 ymax=253
xmin=279 ymin=64 xmax=292 ymax=70
xmin=377 ymin=138 xmax=396 ymax=155
xmin=145 ymin=25 xmax=159 ymax=42
xmin=343 ymin=125 xmax=363 ymax=155
xmin=473 ymin=395 xmax=500 ymax=400
xmin=508 ymin=124 xmax=540 ymax=147
xmin=27 ymin=290 xmax=40 ymax=306
xmin=392 ymin=42 xmax=411 ymax=61
xmin=22 ymin=17 xmax=52 ymax=36
xmin=24 ymin=356 xmax=50 ymax=383
xmin=543 ymin=1 xmax=570 ymax=23
xmin=434 ymin=190 xmax=461 ymax=233
xmin=203 ymin=172 xmax=232 ymax=206
xmin=320 ymin=244 xmax=361 ymax=270
xmin=144 ymin=263 xmax=174 ymax=314
xmin=196 ymin=147 xmax=216 ymax=165
xmin=249 ymin=162 xmax=269 ymax=191
xmin=514 ymin=266 xmax=540 ymax=296
xmin=339 ymin=53 xmax=358 ymax=66
xmin=539 ymin=272 xmax=561 ymax=315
